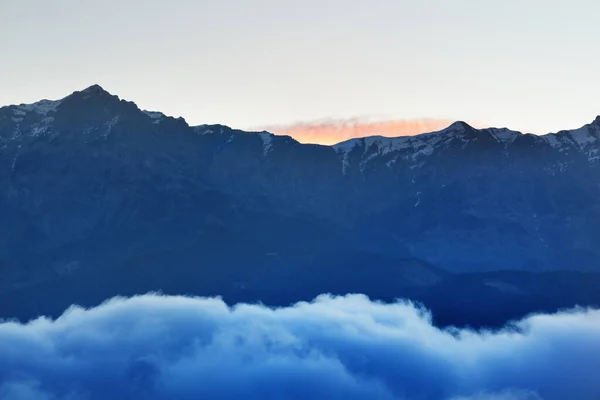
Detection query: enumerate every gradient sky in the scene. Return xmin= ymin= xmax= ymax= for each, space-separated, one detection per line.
xmin=1 ymin=0 xmax=600 ymax=140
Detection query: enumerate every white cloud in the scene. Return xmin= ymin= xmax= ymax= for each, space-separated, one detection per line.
xmin=0 ymin=294 xmax=598 ymax=400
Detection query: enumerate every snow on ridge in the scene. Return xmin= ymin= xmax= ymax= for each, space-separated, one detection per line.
xmin=334 ymin=131 xmax=458 ymax=174
xmin=259 ymin=132 xmax=273 ymax=156
xmin=333 ymin=125 xmax=463 ymax=159
xmin=12 ymin=99 xmax=62 ymax=116
xmin=333 ymin=121 xmax=471 ymax=155
xmin=333 ymin=123 xmax=529 ymax=163
xmin=541 ymin=133 xmax=562 ymax=148
xmin=540 ymin=129 xmax=595 ymax=151
xmin=193 ymin=125 xmax=215 ymax=135
xmin=332 ymin=118 xmax=600 ymax=167
xmin=566 ymin=125 xmax=598 ymax=149
xmin=143 ymin=110 xmax=165 ymax=124
xmin=2 ymin=99 xmax=62 ymax=135
xmin=333 ymin=137 xmax=362 ymax=154
xmin=334 ymin=136 xmax=411 ymax=156
xmin=486 ymin=127 xmax=519 ymax=144
xmin=539 ymin=119 xmax=600 ymax=151
xmin=332 ymin=122 xmax=528 ymax=172
xmin=539 ymin=127 xmax=600 ymax=161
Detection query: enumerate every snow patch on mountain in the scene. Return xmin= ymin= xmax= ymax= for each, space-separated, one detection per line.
xmin=333 ymin=122 xmax=472 ymax=171
xmin=15 ymin=99 xmax=62 ymax=115
xmin=334 ymin=122 xmax=523 ymax=158
xmin=194 ymin=126 xmax=214 ymax=135
xmin=259 ymin=132 xmax=274 ymax=156
xmin=486 ymin=127 xmax=519 ymax=144
xmin=542 ymin=133 xmax=562 ymax=148
xmin=193 ymin=125 xmax=228 ymax=136
xmin=3 ymin=99 xmax=62 ymax=125
xmin=0 ymin=100 xmax=62 ymax=141
xmin=341 ymin=152 xmax=351 ymax=174
xmin=143 ymin=110 xmax=165 ymax=124
xmin=334 ymin=122 xmax=470 ymax=157
xmin=540 ymin=119 xmax=600 ymax=160
xmin=30 ymin=117 xmax=55 ymax=136
xmin=566 ymin=125 xmax=599 ymax=149
xmin=103 ymin=116 xmax=120 ymax=137
xmin=333 ymin=118 xmax=600 ymax=170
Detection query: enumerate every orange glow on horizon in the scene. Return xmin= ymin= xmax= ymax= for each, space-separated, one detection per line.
xmin=264 ymin=118 xmax=457 ymax=145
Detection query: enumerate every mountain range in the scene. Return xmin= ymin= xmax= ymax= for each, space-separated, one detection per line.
xmin=1 ymin=85 xmax=599 ymax=327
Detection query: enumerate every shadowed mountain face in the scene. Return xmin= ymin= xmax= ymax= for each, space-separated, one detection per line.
xmin=1 ymin=85 xmax=600 ymax=326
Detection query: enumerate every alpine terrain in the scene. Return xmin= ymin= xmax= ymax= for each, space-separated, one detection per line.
xmin=1 ymin=85 xmax=599 ymax=326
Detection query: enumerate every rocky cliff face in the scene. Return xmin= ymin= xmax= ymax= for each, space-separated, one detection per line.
xmin=1 ymin=85 xmax=599 ymax=324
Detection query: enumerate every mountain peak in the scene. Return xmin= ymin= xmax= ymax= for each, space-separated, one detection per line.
xmin=81 ymin=84 xmax=108 ymax=94
xmin=445 ymin=121 xmax=473 ymax=131
xmin=69 ymin=84 xmax=115 ymax=101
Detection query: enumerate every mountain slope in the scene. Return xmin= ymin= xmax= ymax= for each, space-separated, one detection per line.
xmin=191 ymin=117 xmax=600 ymax=273
xmin=1 ymin=85 xmax=600 ymax=325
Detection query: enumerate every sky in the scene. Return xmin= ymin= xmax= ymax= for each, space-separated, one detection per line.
xmin=263 ymin=118 xmax=455 ymax=145
xmin=1 ymin=0 xmax=600 ymax=144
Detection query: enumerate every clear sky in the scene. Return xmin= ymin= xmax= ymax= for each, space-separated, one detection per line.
xmin=1 ymin=0 xmax=599 ymax=138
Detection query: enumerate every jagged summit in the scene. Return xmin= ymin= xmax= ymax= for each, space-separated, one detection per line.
xmin=67 ymin=84 xmax=117 ymax=101
xmin=444 ymin=120 xmax=473 ymax=131
xmin=3 ymin=86 xmax=600 ymax=165
xmin=81 ymin=84 xmax=107 ymax=94
xmin=1 ymin=84 xmax=114 ymax=115
xmin=5 ymin=86 xmax=600 ymax=149
xmin=67 ymin=85 xmax=183 ymax=126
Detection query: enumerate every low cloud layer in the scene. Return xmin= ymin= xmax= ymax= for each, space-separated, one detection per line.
xmin=0 ymin=294 xmax=598 ymax=400
xmin=265 ymin=118 xmax=456 ymax=145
